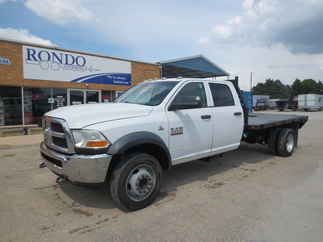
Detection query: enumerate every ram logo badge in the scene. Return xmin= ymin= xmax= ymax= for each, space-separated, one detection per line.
xmin=171 ymin=127 xmax=183 ymax=136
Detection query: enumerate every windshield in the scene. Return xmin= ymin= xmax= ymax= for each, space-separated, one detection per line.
xmin=116 ymin=81 xmax=179 ymax=106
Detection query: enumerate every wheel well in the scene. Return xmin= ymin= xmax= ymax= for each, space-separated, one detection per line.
xmin=106 ymin=143 xmax=171 ymax=182
xmin=245 ymin=123 xmax=300 ymax=145
xmin=265 ymin=124 xmax=299 ymax=143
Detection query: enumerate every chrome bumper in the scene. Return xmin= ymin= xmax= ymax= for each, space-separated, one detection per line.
xmin=40 ymin=142 xmax=112 ymax=184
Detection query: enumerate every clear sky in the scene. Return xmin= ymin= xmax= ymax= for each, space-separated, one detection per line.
xmin=0 ymin=0 xmax=322 ymax=90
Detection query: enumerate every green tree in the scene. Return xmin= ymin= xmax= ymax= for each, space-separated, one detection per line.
xmin=252 ymin=79 xmax=290 ymax=99
xmin=253 ymin=78 xmax=323 ymax=99
xmin=301 ymin=79 xmax=319 ymax=94
xmin=318 ymin=81 xmax=323 ymax=94
xmin=291 ymin=79 xmax=302 ymax=97
xmin=290 ymin=78 xmax=322 ymax=96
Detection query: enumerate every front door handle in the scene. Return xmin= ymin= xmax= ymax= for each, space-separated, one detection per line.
xmin=201 ymin=115 xmax=211 ymax=120
xmin=234 ymin=112 xmax=242 ymax=116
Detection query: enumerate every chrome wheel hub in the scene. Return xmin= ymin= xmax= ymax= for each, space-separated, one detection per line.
xmin=126 ymin=165 xmax=156 ymax=202
xmin=286 ymin=133 xmax=294 ymax=153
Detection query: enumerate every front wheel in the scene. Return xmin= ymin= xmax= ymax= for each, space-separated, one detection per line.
xmin=276 ymin=128 xmax=297 ymax=157
xmin=109 ymin=153 xmax=162 ymax=211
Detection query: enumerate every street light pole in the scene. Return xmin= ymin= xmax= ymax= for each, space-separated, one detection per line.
xmin=250 ymin=72 xmax=253 ymax=92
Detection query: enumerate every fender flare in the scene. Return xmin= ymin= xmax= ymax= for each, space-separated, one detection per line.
xmin=107 ymin=131 xmax=172 ymax=168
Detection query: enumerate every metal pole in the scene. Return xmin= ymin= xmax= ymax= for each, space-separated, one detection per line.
xmin=21 ymin=86 xmax=25 ymax=126
xmin=50 ymin=88 xmax=54 ymax=110
xmin=250 ymin=72 xmax=253 ymax=92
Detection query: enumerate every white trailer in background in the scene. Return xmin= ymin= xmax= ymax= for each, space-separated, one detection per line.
xmin=253 ymin=95 xmax=270 ymax=107
xmin=268 ymin=99 xmax=279 ymax=109
xmin=253 ymin=95 xmax=270 ymax=110
xmin=298 ymin=94 xmax=323 ymax=111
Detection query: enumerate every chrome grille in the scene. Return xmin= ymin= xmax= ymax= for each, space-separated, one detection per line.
xmin=52 ymin=136 xmax=68 ymax=148
xmin=43 ymin=117 xmax=75 ymax=154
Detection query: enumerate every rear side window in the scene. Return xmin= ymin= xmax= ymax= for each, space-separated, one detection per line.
xmin=209 ymin=83 xmax=235 ymax=107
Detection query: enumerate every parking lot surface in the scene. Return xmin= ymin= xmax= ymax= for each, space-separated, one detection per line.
xmin=1 ymin=111 xmax=323 ymax=242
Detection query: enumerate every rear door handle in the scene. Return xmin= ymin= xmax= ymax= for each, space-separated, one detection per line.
xmin=201 ymin=115 xmax=211 ymax=120
xmin=234 ymin=112 xmax=242 ymax=116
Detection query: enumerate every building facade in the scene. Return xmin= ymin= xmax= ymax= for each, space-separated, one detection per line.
xmin=0 ymin=39 xmax=160 ymax=126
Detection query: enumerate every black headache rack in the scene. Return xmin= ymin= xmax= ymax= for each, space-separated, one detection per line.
xmin=226 ymin=76 xmax=249 ymax=129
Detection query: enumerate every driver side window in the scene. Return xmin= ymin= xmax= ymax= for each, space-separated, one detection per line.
xmin=171 ymin=82 xmax=207 ymax=109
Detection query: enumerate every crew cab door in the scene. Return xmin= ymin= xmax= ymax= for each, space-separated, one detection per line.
xmin=166 ymin=82 xmax=213 ymax=164
xmin=207 ymin=82 xmax=243 ymax=153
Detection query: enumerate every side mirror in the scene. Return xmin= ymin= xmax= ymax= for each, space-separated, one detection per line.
xmin=168 ymin=96 xmax=202 ymax=111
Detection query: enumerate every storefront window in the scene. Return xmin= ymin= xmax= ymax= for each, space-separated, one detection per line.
xmin=102 ymin=90 xmax=116 ymax=103
xmin=70 ymin=90 xmax=84 ymax=105
xmin=116 ymin=91 xmax=125 ymax=98
xmin=86 ymin=91 xmax=100 ymax=104
xmin=53 ymin=88 xmax=67 ymax=108
xmin=24 ymin=88 xmax=51 ymax=125
xmin=0 ymin=86 xmax=22 ymax=126
xmin=0 ymin=86 xmax=109 ymax=127
xmin=23 ymin=87 xmax=67 ymax=126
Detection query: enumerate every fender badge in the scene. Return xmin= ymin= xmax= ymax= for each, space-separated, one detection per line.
xmin=158 ymin=126 xmax=164 ymax=131
xmin=171 ymin=127 xmax=183 ymax=136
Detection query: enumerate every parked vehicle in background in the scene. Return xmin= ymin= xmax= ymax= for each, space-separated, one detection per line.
xmin=253 ymin=95 xmax=270 ymax=107
xmin=254 ymin=99 xmax=269 ymax=111
xmin=298 ymin=94 xmax=323 ymax=111
xmin=288 ymin=97 xmax=298 ymax=111
xmin=253 ymin=95 xmax=270 ymax=111
xmin=40 ymin=78 xmax=308 ymax=211
xmin=276 ymin=99 xmax=288 ymax=111
xmin=268 ymin=99 xmax=279 ymax=110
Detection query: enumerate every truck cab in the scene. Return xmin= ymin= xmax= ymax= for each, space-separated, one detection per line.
xmin=40 ymin=78 xmax=306 ymax=211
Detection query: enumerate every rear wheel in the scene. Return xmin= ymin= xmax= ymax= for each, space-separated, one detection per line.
xmin=110 ymin=153 xmax=162 ymax=211
xmin=276 ymin=128 xmax=297 ymax=157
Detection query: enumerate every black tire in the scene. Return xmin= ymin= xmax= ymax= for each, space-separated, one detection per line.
xmin=294 ymin=129 xmax=299 ymax=148
xmin=110 ymin=153 xmax=162 ymax=211
xmin=276 ymin=128 xmax=297 ymax=157
xmin=268 ymin=128 xmax=282 ymax=155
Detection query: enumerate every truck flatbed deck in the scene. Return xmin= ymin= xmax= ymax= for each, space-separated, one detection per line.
xmin=247 ymin=113 xmax=308 ymax=130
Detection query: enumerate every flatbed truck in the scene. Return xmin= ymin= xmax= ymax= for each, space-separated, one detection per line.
xmin=40 ymin=78 xmax=308 ymax=211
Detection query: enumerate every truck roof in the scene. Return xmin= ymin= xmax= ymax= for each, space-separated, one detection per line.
xmin=145 ymin=78 xmax=224 ymax=84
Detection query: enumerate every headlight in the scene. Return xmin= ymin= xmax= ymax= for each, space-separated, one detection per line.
xmin=72 ymin=130 xmax=110 ymax=149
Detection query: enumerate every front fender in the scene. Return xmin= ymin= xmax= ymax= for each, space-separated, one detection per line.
xmin=107 ymin=131 xmax=171 ymax=165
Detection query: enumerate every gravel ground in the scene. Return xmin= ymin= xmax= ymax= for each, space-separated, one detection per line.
xmin=0 ymin=111 xmax=322 ymax=242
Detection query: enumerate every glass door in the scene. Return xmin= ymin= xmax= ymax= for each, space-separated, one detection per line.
xmin=86 ymin=90 xmax=100 ymax=104
xmin=68 ymin=89 xmax=101 ymax=105
xmin=69 ymin=89 xmax=85 ymax=105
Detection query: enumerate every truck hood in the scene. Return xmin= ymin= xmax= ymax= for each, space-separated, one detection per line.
xmin=45 ymin=103 xmax=153 ymax=129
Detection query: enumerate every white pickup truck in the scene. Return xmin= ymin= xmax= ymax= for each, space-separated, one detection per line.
xmin=40 ymin=78 xmax=308 ymax=211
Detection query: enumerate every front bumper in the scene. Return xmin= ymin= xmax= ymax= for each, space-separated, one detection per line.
xmin=40 ymin=142 xmax=112 ymax=184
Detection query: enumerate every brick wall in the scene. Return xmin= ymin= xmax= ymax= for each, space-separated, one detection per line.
xmin=0 ymin=39 xmax=160 ymax=91
xmin=0 ymin=41 xmax=23 ymax=86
